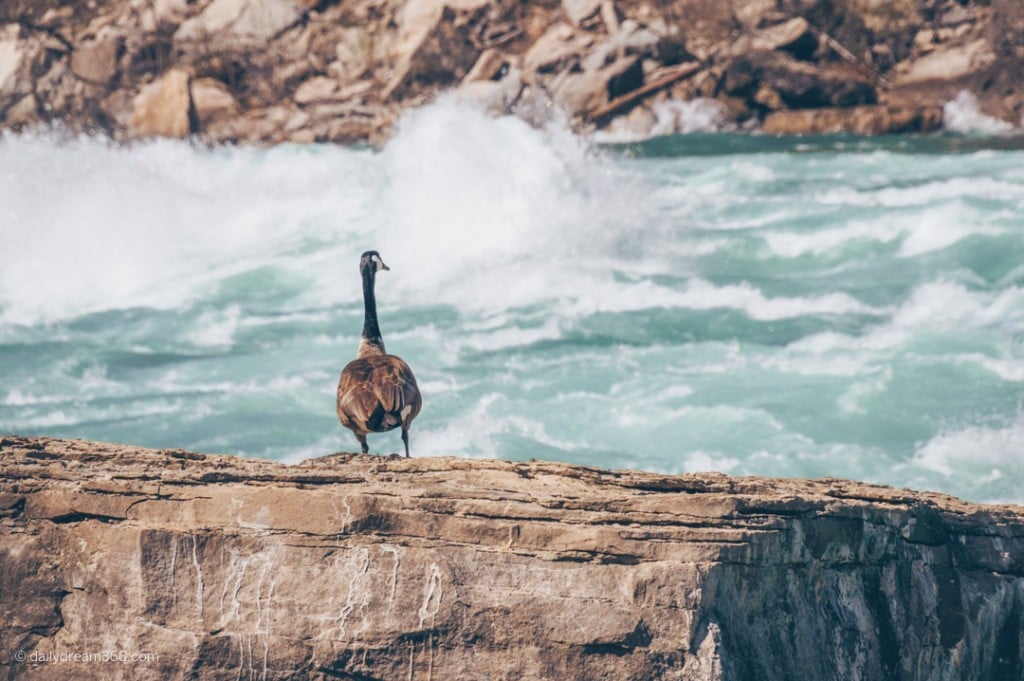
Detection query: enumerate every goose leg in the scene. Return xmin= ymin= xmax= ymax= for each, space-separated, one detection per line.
xmin=401 ymin=429 xmax=410 ymax=458
xmin=357 ymin=434 xmax=368 ymax=455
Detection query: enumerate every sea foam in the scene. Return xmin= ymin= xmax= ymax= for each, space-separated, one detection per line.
xmin=943 ymin=91 xmax=1015 ymax=135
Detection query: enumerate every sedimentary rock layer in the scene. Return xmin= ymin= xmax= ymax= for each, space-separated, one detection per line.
xmin=1 ymin=0 xmax=1022 ymax=143
xmin=1 ymin=435 xmax=1022 ymax=680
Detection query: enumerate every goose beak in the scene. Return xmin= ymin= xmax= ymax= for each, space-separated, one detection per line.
xmin=379 ymin=260 xmax=390 ymax=272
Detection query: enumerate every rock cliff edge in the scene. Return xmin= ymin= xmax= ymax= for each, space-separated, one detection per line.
xmin=1 ymin=435 xmax=1023 ymax=680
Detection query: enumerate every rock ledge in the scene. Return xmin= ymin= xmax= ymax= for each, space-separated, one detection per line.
xmin=1 ymin=435 xmax=1023 ymax=680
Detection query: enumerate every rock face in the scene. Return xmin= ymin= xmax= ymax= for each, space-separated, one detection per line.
xmin=763 ymin=105 xmax=944 ymax=136
xmin=1 ymin=436 xmax=1023 ymax=680
xmin=0 ymin=0 xmax=1022 ymax=142
xmin=128 ymin=68 xmax=192 ymax=138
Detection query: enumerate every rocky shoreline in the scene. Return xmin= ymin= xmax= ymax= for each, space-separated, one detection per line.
xmin=1 ymin=435 xmax=1023 ymax=679
xmin=1 ymin=0 xmax=1023 ymax=145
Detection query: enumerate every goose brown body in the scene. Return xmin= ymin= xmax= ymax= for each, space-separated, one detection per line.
xmin=336 ymin=251 xmax=422 ymax=456
xmin=336 ymin=354 xmax=421 ymax=445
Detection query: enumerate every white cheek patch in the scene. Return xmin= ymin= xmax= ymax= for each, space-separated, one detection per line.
xmin=373 ymin=255 xmax=384 ymax=271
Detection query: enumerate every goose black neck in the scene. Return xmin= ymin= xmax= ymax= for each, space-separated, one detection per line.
xmin=361 ymin=266 xmax=383 ymax=344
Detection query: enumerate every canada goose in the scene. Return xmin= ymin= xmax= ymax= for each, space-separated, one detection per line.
xmin=336 ymin=251 xmax=422 ymax=457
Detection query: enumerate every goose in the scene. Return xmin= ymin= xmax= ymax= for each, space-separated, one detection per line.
xmin=336 ymin=251 xmax=422 ymax=457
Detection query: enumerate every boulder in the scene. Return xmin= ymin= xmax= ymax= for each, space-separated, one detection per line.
xmin=562 ymin=0 xmax=602 ymax=28
xmin=523 ymin=23 xmax=595 ymax=81
xmin=463 ymin=48 xmax=509 ymax=83
xmin=0 ymin=35 xmax=19 ymax=91
xmin=523 ymin=20 xmax=656 ymax=119
xmin=189 ymin=77 xmax=239 ymax=127
xmin=336 ymin=79 xmax=375 ymax=101
xmin=727 ymin=17 xmax=818 ymax=60
xmin=0 ymin=25 xmax=32 ymax=108
xmin=721 ymin=50 xmax=877 ymax=111
xmin=599 ymin=0 xmax=620 ymax=34
xmin=913 ymin=28 xmax=936 ymax=53
xmin=128 ymin=68 xmax=192 ymax=138
xmin=174 ymin=0 xmax=303 ymax=50
xmin=2 ymin=93 xmax=37 ymax=127
xmin=331 ymin=27 xmax=373 ymax=85
xmin=153 ymin=0 xmax=189 ymax=30
xmin=513 ymin=84 xmax=561 ymax=126
xmin=895 ymin=38 xmax=996 ymax=86
xmin=665 ymin=1 xmax=736 ymax=60
xmin=36 ymin=6 xmax=74 ymax=28
xmin=293 ymin=75 xmax=339 ymax=105
xmin=324 ymin=108 xmax=394 ymax=145
xmin=762 ymin=105 xmax=943 ymax=135
xmin=552 ymin=56 xmax=643 ymax=117
xmin=581 ymin=19 xmax=660 ymax=72
xmin=70 ymin=32 xmax=122 ymax=87
xmin=282 ymin=108 xmax=311 ymax=133
xmin=382 ymin=0 xmax=492 ymax=99
xmin=596 ymin=103 xmax=656 ymax=140
xmin=732 ymin=0 xmax=783 ymax=29
xmin=242 ymin=105 xmax=293 ymax=140
xmin=31 ymin=60 xmax=76 ymax=120
xmin=456 ymin=67 xmax=523 ymax=114
xmin=940 ymin=5 xmax=981 ymax=27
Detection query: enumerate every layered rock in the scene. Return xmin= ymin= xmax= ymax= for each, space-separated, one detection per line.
xmin=1 ymin=435 xmax=1023 ymax=680
xmin=0 ymin=0 xmax=1022 ymax=142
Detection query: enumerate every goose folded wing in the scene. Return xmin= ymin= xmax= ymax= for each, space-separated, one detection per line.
xmin=337 ymin=377 xmax=379 ymax=431
xmin=368 ymin=362 xmax=421 ymax=427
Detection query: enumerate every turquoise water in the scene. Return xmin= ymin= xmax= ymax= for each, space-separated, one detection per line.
xmin=2 ymin=102 xmax=1023 ymax=504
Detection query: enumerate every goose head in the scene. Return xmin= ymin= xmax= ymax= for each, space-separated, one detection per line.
xmin=360 ymin=250 xmax=390 ymax=274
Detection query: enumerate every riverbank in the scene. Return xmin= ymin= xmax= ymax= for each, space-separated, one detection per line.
xmin=1 ymin=0 xmax=1022 ymax=145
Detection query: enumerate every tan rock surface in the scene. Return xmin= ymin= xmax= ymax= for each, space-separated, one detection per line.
xmin=2 ymin=93 xmax=37 ymax=127
xmin=0 ymin=24 xmax=39 ymax=118
xmin=0 ymin=26 xmax=26 ymax=94
xmin=190 ymin=76 xmax=239 ymax=127
xmin=69 ymin=32 xmax=121 ymax=87
xmin=128 ymin=68 xmax=192 ymax=138
xmin=562 ymin=0 xmax=602 ymax=28
xmin=726 ymin=17 xmax=817 ymax=60
xmin=763 ymin=105 xmax=944 ymax=136
xmin=895 ymin=38 xmax=996 ymax=86
xmin=1 ymin=435 xmax=1023 ymax=680
xmin=383 ymin=0 xmax=492 ymax=99
xmin=173 ymin=0 xmax=303 ymax=49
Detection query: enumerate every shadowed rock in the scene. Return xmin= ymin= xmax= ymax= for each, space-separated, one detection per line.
xmin=720 ymin=51 xmax=877 ymax=112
